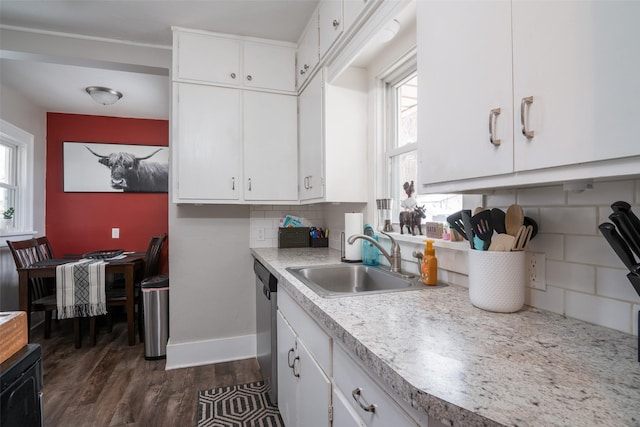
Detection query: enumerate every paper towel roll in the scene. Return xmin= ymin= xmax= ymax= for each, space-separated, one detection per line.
xmin=344 ymin=213 xmax=363 ymax=261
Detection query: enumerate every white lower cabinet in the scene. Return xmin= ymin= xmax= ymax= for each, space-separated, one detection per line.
xmin=277 ymin=290 xmax=331 ymax=427
xmin=277 ymin=288 xmax=433 ymax=427
xmin=333 ymin=344 xmax=422 ymax=427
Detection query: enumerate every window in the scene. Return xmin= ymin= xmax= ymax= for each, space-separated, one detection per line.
xmin=0 ymin=120 xmax=33 ymax=235
xmin=383 ymin=57 xmax=462 ymax=228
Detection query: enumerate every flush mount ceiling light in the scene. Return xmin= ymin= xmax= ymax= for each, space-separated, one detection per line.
xmin=375 ymin=19 xmax=400 ymax=44
xmin=85 ymin=86 xmax=123 ymax=106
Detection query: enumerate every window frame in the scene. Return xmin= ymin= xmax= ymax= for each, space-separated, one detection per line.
xmin=0 ymin=119 xmax=34 ymax=236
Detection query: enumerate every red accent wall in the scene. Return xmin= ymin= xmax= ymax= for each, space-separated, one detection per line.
xmin=46 ymin=113 xmax=169 ymax=273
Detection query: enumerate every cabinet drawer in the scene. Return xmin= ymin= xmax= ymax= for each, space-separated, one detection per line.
xmin=333 ymin=344 xmax=419 ymax=427
xmin=278 ymin=289 xmax=331 ymax=376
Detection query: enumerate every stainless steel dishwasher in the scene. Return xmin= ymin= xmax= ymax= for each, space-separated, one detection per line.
xmin=254 ymin=258 xmax=278 ymax=404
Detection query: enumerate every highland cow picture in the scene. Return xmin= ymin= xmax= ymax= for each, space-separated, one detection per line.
xmin=63 ymin=142 xmax=169 ymax=193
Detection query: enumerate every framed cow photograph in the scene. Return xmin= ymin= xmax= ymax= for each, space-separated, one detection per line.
xmin=63 ymin=142 xmax=169 ymax=193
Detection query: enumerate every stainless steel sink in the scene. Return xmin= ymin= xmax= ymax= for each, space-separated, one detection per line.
xmin=286 ymin=264 xmax=421 ymax=298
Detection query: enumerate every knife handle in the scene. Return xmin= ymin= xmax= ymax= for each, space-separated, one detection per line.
xmin=609 ymin=212 xmax=640 ymax=259
xmin=599 ymin=222 xmax=637 ymax=270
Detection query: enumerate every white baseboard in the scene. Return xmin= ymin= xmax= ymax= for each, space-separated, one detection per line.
xmin=165 ymin=333 xmax=257 ymax=370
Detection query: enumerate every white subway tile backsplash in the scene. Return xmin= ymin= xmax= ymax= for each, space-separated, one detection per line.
xmin=546 ymin=260 xmax=595 ymax=293
xmin=526 ymin=233 xmax=564 ymax=259
xmin=567 ymin=179 xmax=634 ymax=206
xmin=565 ymin=235 xmax=623 ymax=267
xmin=597 ymin=267 xmax=640 ymax=303
xmin=565 ymin=290 xmax=632 ymax=333
xmin=539 ymin=207 xmax=597 ymax=235
xmin=517 ymin=185 xmax=566 ymax=206
xmin=484 ymin=190 xmax=516 ymax=208
xmin=526 ymin=285 xmax=564 ymax=315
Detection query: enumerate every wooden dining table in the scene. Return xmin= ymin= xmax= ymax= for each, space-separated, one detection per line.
xmin=18 ymin=254 xmax=144 ymax=346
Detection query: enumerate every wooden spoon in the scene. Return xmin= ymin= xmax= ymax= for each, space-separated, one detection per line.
xmin=505 ymin=204 xmax=524 ymax=237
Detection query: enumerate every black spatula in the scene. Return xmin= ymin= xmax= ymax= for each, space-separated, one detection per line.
xmin=471 ymin=209 xmax=493 ymax=250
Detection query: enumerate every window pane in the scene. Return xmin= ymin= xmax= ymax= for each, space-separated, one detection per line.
xmin=390 ymin=150 xmax=417 ymax=221
xmin=0 ymin=142 xmax=16 ymax=185
xmin=0 ymin=187 xmax=16 ymax=217
xmin=397 ymin=76 xmax=417 ymax=147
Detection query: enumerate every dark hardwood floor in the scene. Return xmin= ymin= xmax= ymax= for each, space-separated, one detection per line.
xmin=31 ymin=314 xmax=262 ymax=426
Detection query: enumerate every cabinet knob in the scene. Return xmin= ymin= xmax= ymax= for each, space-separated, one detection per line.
xmin=248 ymin=178 xmax=252 ymax=191
xmin=489 ymin=108 xmax=501 ymax=146
xmin=246 ymin=75 xmax=253 ymax=81
xmin=520 ymin=96 xmax=535 ymax=139
xmin=230 ymin=72 xmax=236 ymax=79
xmin=333 ymin=19 xmax=340 ymax=29
xmin=231 ymin=177 xmax=235 ymax=190
xmin=303 ymin=64 xmax=310 ymax=71
xmin=292 ymin=356 xmax=300 ymax=378
xmin=300 ymin=69 xmax=306 ymax=76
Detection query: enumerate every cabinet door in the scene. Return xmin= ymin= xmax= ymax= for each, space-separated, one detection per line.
xmin=175 ymin=31 xmax=241 ymax=86
xmin=298 ymin=72 xmax=324 ymax=201
xmin=297 ymin=11 xmax=319 ymax=88
xmin=512 ymin=1 xmax=640 ymax=171
xmin=277 ymin=312 xmax=298 ymax=427
xmin=244 ymin=91 xmax=298 ymax=201
xmin=296 ymin=338 xmax=331 ymax=427
xmin=319 ymin=0 xmax=344 ymax=59
xmin=174 ymin=82 xmax=241 ymax=200
xmin=244 ymin=42 xmax=296 ymax=92
xmin=417 ymin=1 xmax=513 ymax=185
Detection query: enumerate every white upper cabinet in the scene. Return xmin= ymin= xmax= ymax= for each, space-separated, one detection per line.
xmin=418 ymin=0 xmax=640 ymax=193
xmin=173 ymin=82 xmax=241 ymax=201
xmin=243 ymin=41 xmax=296 ymax=92
xmin=296 ymin=10 xmax=320 ymax=88
xmin=174 ymin=30 xmax=241 ymax=86
xmin=298 ymin=68 xmax=368 ymax=203
xmin=512 ymin=1 xmax=640 ymax=171
xmin=243 ymin=91 xmax=298 ymax=202
xmin=173 ymin=28 xmax=296 ymax=93
xmin=319 ymin=0 xmax=344 ymax=59
xmin=417 ymin=0 xmax=513 ymax=185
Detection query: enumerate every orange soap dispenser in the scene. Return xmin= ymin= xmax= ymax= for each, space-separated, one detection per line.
xmin=421 ymin=240 xmax=438 ymax=286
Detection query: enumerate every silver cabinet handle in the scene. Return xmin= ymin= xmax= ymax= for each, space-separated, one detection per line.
xmin=352 ymin=388 xmax=376 ymax=413
xmin=248 ymin=178 xmax=252 ymax=191
xmin=489 ymin=108 xmax=501 ymax=146
xmin=232 ymin=177 xmax=235 ymax=190
xmin=292 ymin=356 xmax=300 ymax=378
xmin=333 ymin=19 xmax=340 ymax=29
xmin=230 ymin=72 xmax=236 ymax=79
xmin=246 ymin=75 xmax=253 ymax=81
xmin=303 ymin=176 xmax=309 ymax=189
xmin=307 ymin=176 xmax=312 ymax=189
xmin=287 ymin=348 xmax=295 ymax=368
xmin=520 ymin=96 xmax=534 ymax=139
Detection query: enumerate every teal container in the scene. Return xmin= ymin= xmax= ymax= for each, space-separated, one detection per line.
xmin=362 ymin=234 xmax=380 ymax=266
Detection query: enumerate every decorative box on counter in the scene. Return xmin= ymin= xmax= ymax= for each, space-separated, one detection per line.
xmin=278 ymin=227 xmax=310 ymax=248
xmin=425 ymin=222 xmax=444 ymax=239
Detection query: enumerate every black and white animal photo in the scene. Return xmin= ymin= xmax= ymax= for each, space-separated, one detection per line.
xmin=63 ymin=142 xmax=169 ymax=193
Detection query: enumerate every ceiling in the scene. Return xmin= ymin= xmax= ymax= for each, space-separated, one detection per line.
xmin=0 ymin=0 xmax=320 ymax=120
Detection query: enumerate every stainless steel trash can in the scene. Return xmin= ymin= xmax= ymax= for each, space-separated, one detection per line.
xmin=141 ymin=275 xmax=169 ymax=360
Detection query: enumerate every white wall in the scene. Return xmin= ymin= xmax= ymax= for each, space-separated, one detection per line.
xmin=0 ymin=83 xmax=46 ymax=311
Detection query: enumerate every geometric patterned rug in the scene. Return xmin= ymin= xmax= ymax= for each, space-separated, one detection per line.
xmin=197 ymin=381 xmax=284 ymax=427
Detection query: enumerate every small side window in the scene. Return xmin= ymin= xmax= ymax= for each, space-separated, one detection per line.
xmin=1 ymin=120 xmax=33 ymax=235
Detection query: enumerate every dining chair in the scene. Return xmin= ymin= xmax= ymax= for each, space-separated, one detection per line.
xmin=8 ymin=237 xmax=92 ymax=347
xmin=101 ymin=233 xmax=167 ymax=344
xmin=8 ymin=238 xmax=58 ymax=339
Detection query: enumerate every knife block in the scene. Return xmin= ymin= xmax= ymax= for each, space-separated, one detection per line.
xmin=468 ymin=250 xmax=526 ymax=313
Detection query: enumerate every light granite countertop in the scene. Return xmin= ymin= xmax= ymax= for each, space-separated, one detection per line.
xmin=251 ymin=247 xmax=640 ymax=427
